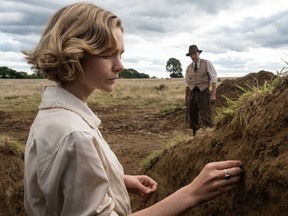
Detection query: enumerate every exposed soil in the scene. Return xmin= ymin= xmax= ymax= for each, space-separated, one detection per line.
xmin=1 ymin=71 xmax=287 ymax=216
xmin=144 ymin=72 xmax=288 ymax=216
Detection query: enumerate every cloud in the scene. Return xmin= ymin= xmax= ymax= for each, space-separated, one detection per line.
xmin=0 ymin=0 xmax=287 ymax=78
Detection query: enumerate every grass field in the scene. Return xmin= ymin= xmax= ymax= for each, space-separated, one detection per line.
xmin=0 ymin=78 xmax=187 ymax=112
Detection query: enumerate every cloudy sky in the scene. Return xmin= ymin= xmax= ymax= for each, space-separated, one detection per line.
xmin=1 ymin=0 xmax=288 ymax=78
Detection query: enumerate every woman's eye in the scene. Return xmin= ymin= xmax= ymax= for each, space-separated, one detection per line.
xmin=103 ymin=54 xmax=113 ymax=58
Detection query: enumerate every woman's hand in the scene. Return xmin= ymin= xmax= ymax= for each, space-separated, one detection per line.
xmin=130 ymin=161 xmax=243 ymax=215
xmin=188 ymin=160 xmax=243 ymax=205
xmin=124 ymin=175 xmax=158 ymax=203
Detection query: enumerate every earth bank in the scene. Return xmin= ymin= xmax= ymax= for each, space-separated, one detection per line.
xmin=144 ymin=72 xmax=288 ymax=216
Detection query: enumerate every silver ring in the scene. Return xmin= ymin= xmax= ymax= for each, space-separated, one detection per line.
xmin=224 ymin=169 xmax=230 ymax=180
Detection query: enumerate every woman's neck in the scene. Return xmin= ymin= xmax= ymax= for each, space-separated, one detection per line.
xmin=58 ymin=81 xmax=93 ymax=102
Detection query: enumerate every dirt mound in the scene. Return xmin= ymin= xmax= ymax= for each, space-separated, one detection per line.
xmin=215 ymin=70 xmax=276 ymax=108
xmin=144 ymin=75 xmax=288 ymax=215
xmin=0 ymin=145 xmax=27 ymax=216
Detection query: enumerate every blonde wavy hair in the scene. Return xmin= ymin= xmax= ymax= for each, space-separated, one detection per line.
xmin=23 ymin=2 xmax=123 ymax=83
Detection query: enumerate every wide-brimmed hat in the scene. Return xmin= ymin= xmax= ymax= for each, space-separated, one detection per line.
xmin=186 ymin=45 xmax=203 ymax=56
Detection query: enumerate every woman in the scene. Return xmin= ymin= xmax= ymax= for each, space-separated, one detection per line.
xmin=23 ymin=2 xmax=243 ymax=215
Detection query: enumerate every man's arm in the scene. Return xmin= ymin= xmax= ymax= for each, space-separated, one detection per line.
xmin=206 ymin=60 xmax=217 ymax=103
xmin=210 ymin=82 xmax=216 ymax=103
xmin=185 ymin=86 xmax=190 ymax=106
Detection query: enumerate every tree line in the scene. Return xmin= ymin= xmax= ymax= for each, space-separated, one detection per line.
xmin=0 ymin=67 xmax=43 ymax=79
xmin=0 ymin=66 xmax=152 ymax=79
xmin=0 ymin=57 xmax=184 ymax=79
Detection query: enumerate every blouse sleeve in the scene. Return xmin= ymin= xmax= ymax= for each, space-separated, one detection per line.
xmin=39 ymin=131 xmax=118 ymax=216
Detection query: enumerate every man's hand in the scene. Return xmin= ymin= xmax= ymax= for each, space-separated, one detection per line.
xmin=210 ymin=94 xmax=216 ymax=103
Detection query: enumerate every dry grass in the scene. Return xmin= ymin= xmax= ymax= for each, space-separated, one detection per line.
xmin=89 ymin=78 xmax=185 ymax=108
xmin=0 ymin=78 xmax=186 ymax=112
xmin=0 ymin=79 xmax=54 ymax=98
xmin=0 ymin=134 xmax=24 ymax=157
xmin=0 ymin=79 xmax=54 ymax=112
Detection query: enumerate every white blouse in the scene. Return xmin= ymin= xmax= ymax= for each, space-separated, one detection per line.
xmin=24 ymin=86 xmax=131 ymax=216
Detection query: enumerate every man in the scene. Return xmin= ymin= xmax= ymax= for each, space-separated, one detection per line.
xmin=185 ymin=44 xmax=217 ymax=136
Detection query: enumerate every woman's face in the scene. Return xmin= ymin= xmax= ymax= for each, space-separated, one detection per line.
xmin=81 ymin=27 xmax=125 ymax=93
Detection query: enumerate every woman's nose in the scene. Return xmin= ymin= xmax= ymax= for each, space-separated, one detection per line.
xmin=113 ymin=58 xmax=124 ymax=73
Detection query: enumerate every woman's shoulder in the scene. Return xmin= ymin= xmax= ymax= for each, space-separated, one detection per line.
xmin=33 ymin=108 xmax=94 ymax=137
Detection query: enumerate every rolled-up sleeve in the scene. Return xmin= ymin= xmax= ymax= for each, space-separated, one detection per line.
xmin=184 ymin=66 xmax=190 ymax=87
xmin=39 ymin=131 xmax=118 ymax=216
xmin=206 ymin=60 xmax=217 ymax=83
